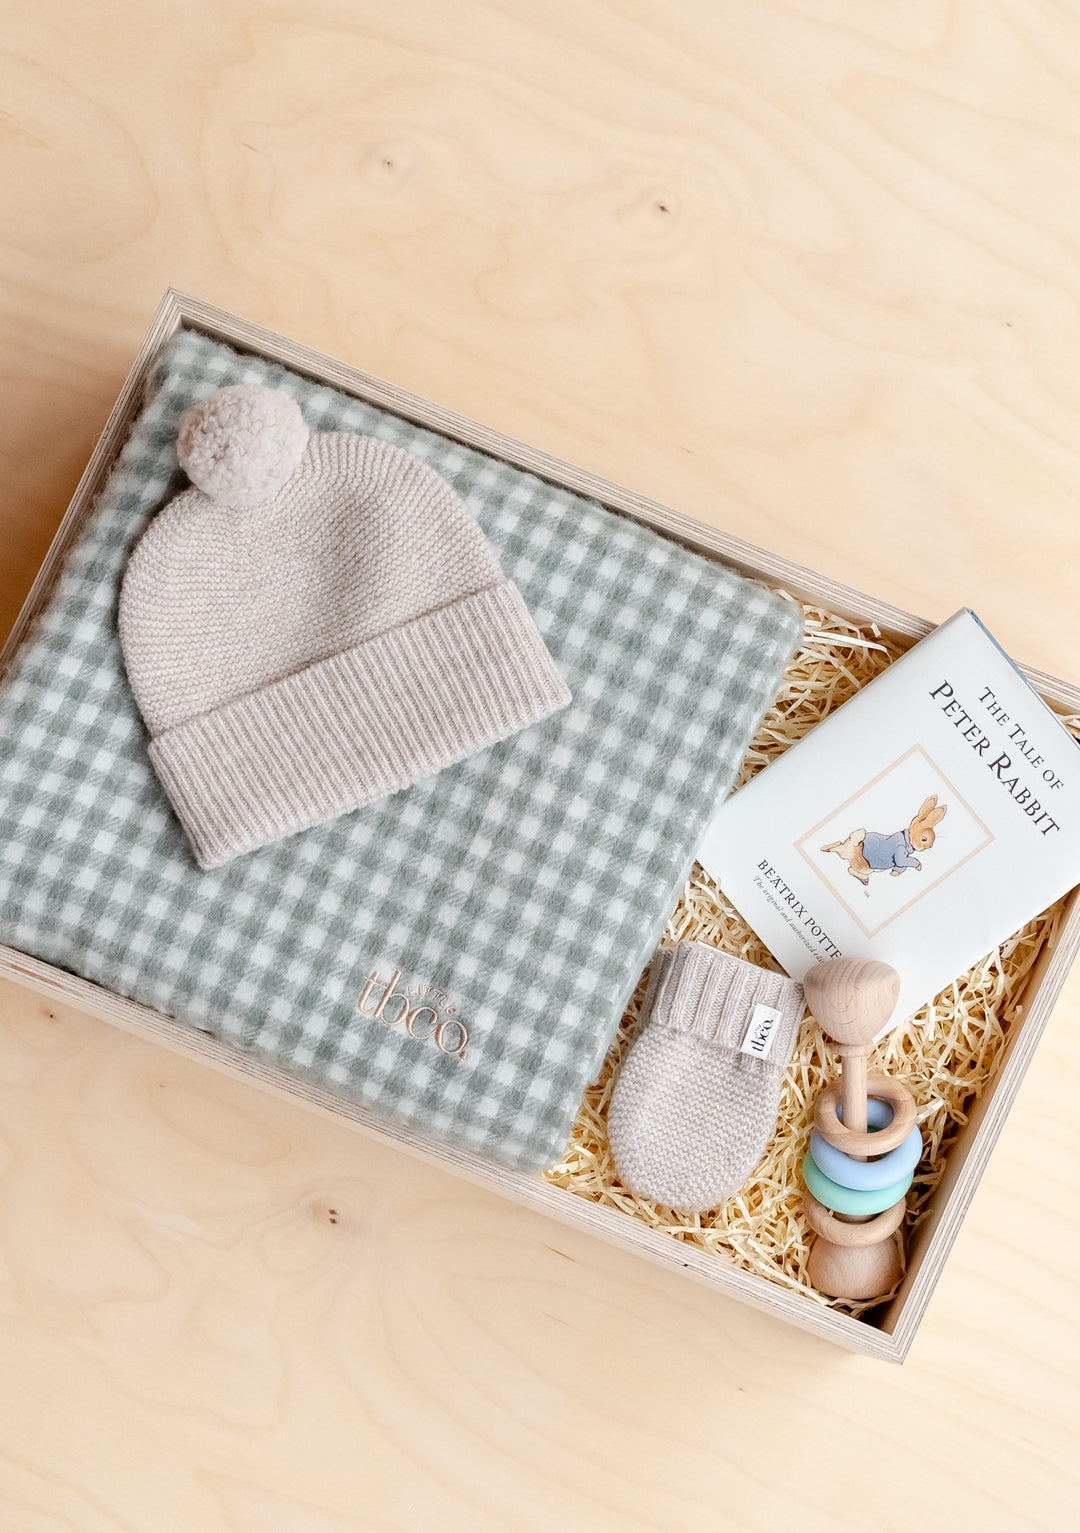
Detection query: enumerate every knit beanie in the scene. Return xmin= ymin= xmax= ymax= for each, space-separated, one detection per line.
xmin=608 ymin=941 xmax=805 ymax=1213
xmin=118 ymin=384 xmax=571 ymax=869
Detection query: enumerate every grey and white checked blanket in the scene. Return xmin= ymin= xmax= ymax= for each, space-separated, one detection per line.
xmin=0 ymin=330 xmax=801 ymax=1171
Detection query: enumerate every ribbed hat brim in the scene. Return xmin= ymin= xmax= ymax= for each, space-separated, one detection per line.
xmin=148 ymin=580 xmax=570 ymax=869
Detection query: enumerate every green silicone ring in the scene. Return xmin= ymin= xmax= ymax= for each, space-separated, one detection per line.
xmin=802 ymin=1150 xmax=912 ymax=1217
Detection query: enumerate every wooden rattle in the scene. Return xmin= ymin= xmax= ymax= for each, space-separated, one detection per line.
xmin=800 ymin=958 xmax=921 ymax=1301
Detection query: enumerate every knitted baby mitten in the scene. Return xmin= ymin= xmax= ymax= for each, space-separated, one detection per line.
xmin=608 ymin=941 xmax=805 ymax=1213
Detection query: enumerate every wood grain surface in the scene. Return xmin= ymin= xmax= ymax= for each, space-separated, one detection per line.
xmin=1 ymin=3 xmax=1078 ymax=1528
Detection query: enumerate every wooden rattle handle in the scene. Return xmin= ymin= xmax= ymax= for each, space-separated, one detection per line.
xmin=839 ymin=1043 xmax=868 ymax=1145
xmin=802 ymin=957 xmax=913 ymax=1301
xmin=804 ymin=956 xmax=900 ymax=1153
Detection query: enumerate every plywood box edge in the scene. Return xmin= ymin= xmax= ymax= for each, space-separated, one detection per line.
xmin=2 ymin=288 xmax=1077 ymax=1363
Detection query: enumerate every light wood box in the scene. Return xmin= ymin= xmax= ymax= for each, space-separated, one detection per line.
xmin=3 ymin=291 xmax=1077 ymax=1364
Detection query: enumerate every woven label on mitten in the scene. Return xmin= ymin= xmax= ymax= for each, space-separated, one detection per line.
xmin=739 ymin=1003 xmax=784 ymax=1060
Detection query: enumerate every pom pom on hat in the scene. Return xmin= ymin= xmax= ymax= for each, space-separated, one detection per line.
xmin=177 ymin=384 xmax=310 ymax=508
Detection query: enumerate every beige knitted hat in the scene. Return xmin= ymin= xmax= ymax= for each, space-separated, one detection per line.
xmin=119 ymin=384 xmax=570 ymax=869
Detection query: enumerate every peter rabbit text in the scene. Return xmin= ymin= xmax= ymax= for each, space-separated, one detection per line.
xmin=930 ymin=680 xmax=1062 ymax=836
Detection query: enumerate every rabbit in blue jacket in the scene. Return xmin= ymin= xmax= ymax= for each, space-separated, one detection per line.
xmin=822 ymin=794 xmax=947 ymax=888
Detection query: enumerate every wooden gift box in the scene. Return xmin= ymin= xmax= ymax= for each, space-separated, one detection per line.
xmin=3 ymin=291 xmax=1078 ymax=1364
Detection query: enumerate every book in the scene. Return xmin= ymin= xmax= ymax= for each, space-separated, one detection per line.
xmin=697 ymin=609 xmax=1080 ymax=1035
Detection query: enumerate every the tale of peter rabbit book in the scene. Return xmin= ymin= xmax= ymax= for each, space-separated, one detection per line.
xmin=698 ymin=609 xmax=1080 ymax=1034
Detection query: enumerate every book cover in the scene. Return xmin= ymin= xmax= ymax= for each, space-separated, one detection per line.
xmin=698 ymin=609 xmax=1080 ymax=1035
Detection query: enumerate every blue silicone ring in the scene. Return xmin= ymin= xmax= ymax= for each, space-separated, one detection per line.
xmin=801 ymin=1150 xmax=913 ymax=1217
xmin=810 ymin=1102 xmax=922 ymax=1193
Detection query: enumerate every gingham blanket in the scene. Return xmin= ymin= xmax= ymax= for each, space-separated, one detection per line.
xmin=0 ymin=329 xmax=801 ymax=1171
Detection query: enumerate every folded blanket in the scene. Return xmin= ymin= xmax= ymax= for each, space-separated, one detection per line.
xmin=0 ymin=329 xmax=801 ymax=1171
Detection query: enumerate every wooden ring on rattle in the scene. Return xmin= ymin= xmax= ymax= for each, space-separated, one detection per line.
xmin=803 ymin=1190 xmax=907 ymax=1248
xmin=814 ymin=1072 xmax=916 ymax=1156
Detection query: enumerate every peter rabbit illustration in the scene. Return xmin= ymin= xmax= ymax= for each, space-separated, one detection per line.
xmin=822 ymin=795 xmax=947 ymax=888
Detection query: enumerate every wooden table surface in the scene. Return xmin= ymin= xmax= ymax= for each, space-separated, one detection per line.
xmin=2 ymin=3 xmax=1079 ymax=1528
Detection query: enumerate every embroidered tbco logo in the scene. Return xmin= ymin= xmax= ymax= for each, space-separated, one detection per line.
xmin=357 ymin=969 xmax=468 ymax=1060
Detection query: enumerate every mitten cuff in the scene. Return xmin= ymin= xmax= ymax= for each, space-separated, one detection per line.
xmin=643 ymin=941 xmax=804 ymax=1060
